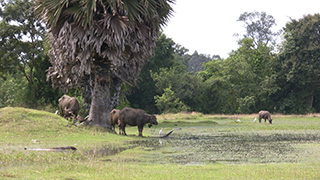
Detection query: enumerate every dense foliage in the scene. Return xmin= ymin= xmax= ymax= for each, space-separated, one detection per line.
xmin=1 ymin=1 xmax=319 ymax=115
xmin=0 ymin=0 xmax=61 ymax=109
xmin=271 ymin=14 xmax=320 ymax=113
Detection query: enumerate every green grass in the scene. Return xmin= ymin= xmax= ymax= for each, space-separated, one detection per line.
xmin=1 ymin=107 xmax=320 ymax=179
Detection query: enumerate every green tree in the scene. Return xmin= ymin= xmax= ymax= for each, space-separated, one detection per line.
xmin=273 ymin=14 xmax=320 ymax=113
xmin=155 ymin=86 xmax=189 ymax=113
xmin=199 ymin=38 xmax=277 ymax=114
xmin=200 ymin=76 xmax=233 ymax=114
xmin=237 ymin=11 xmax=280 ymax=47
xmin=35 ymin=0 xmax=174 ymax=127
xmin=0 ymin=0 xmax=60 ymax=107
xmin=193 ymin=12 xmax=281 ymax=114
xmin=126 ymin=33 xmax=176 ymax=113
xmin=183 ymin=51 xmax=216 ymax=72
xmin=0 ymin=74 xmax=27 ymax=108
xmin=196 ymin=11 xmax=280 ymax=114
xmin=152 ymin=66 xmax=204 ymax=112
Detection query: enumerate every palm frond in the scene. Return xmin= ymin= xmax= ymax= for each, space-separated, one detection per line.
xmin=35 ymin=0 xmax=69 ymax=27
xmin=35 ymin=0 xmax=175 ymax=88
xmin=79 ymin=0 xmax=96 ymax=27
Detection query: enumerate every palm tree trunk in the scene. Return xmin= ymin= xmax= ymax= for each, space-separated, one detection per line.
xmin=88 ymin=75 xmax=111 ymax=128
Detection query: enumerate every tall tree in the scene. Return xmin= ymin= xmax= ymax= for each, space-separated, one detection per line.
xmin=274 ymin=14 xmax=320 ymax=113
xmin=199 ymin=38 xmax=277 ymax=114
xmin=126 ymin=33 xmax=176 ymax=113
xmin=151 ymin=66 xmax=204 ymax=112
xmin=237 ymin=11 xmax=279 ymax=46
xmin=184 ymin=51 xmax=217 ymax=72
xmin=0 ymin=0 xmax=45 ymax=82
xmin=0 ymin=0 xmax=59 ymax=106
xmin=35 ymin=0 xmax=174 ymax=127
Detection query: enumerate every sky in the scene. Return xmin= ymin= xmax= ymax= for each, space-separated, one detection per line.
xmin=162 ymin=0 xmax=320 ymax=58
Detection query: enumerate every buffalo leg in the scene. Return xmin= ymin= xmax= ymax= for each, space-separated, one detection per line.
xmin=112 ymin=124 xmax=116 ymax=133
xmin=121 ymin=128 xmax=127 ymax=135
xmin=122 ymin=125 xmax=127 ymax=135
xmin=138 ymin=126 xmax=143 ymax=137
xmin=119 ymin=123 xmax=127 ymax=135
xmin=118 ymin=126 xmax=122 ymax=135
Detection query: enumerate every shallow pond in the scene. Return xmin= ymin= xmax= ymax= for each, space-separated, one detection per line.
xmin=88 ymin=129 xmax=320 ymax=165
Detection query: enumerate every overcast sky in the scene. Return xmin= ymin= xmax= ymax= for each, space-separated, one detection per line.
xmin=162 ymin=0 xmax=320 ymax=58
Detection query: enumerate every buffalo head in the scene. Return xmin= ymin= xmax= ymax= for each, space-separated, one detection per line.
xmin=146 ymin=114 xmax=158 ymax=127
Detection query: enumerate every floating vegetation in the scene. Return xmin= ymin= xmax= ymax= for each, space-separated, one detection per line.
xmin=100 ymin=131 xmax=320 ymax=165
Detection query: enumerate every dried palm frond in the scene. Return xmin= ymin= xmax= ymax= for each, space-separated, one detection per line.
xmin=35 ymin=0 xmax=174 ymax=91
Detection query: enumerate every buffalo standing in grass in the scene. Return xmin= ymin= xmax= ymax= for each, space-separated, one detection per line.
xmin=119 ymin=107 xmax=158 ymax=136
xmin=58 ymin=95 xmax=80 ymax=119
xmin=258 ymin=110 xmax=273 ymax=124
xmin=110 ymin=109 xmax=120 ymax=133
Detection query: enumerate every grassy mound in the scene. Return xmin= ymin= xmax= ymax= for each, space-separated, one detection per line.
xmin=0 ymin=107 xmax=79 ymax=143
xmin=0 ymin=107 xmax=132 ymax=150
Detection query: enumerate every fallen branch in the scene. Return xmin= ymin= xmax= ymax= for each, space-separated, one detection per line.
xmin=24 ymin=146 xmax=77 ymax=152
xmin=160 ymin=130 xmax=173 ymax=138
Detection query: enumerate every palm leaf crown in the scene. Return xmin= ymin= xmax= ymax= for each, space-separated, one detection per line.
xmin=35 ymin=0 xmax=174 ymax=90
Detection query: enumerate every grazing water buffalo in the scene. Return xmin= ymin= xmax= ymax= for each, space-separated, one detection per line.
xmin=58 ymin=95 xmax=80 ymax=119
xmin=258 ymin=110 xmax=273 ymax=124
xmin=110 ymin=109 xmax=120 ymax=132
xmin=119 ymin=107 xmax=158 ymax=136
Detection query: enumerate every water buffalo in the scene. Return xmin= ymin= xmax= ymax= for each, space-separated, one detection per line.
xmin=258 ymin=110 xmax=272 ymax=124
xmin=119 ymin=107 xmax=158 ymax=137
xmin=110 ymin=109 xmax=120 ymax=132
xmin=58 ymin=95 xmax=80 ymax=119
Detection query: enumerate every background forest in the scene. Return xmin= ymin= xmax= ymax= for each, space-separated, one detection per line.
xmin=1 ymin=0 xmax=320 ymax=115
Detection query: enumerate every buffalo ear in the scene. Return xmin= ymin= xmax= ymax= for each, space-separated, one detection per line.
xmin=59 ymin=95 xmax=66 ymax=102
xmin=144 ymin=113 xmax=150 ymax=120
xmin=152 ymin=115 xmax=156 ymax=120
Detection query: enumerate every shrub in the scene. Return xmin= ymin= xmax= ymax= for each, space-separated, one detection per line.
xmin=155 ymin=86 xmax=190 ymax=113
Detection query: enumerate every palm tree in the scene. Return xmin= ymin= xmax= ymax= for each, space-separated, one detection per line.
xmin=35 ymin=0 xmax=174 ymax=127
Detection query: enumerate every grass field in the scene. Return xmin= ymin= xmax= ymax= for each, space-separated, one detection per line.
xmin=1 ymin=107 xmax=320 ymax=179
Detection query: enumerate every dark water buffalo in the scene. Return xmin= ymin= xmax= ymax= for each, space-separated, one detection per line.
xmin=119 ymin=107 xmax=158 ymax=136
xmin=58 ymin=95 xmax=80 ymax=119
xmin=110 ymin=109 xmax=120 ymax=132
xmin=258 ymin=110 xmax=272 ymax=124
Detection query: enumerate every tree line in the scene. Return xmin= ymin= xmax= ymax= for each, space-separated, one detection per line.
xmin=1 ymin=0 xmax=320 ymax=115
